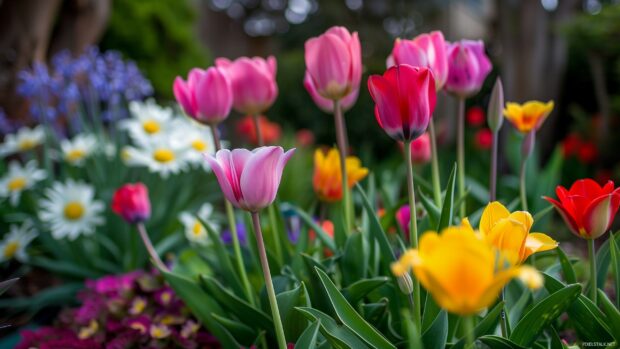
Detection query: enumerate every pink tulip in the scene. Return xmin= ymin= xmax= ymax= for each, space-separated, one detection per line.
xmin=205 ymin=146 xmax=295 ymax=212
xmin=303 ymin=72 xmax=359 ymax=113
xmin=215 ymin=56 xmax=278 ymax=115
xmin=304 ymin=26 xmax=362 ymax=101
xmin=444 ymin=40 xmax=492 ymax=97
xmin=173 ymin=67 xmax=233 ymax=125
xmin=396 ymin=204 xmax=411 ymax=240
xmin=367 ymin=65 xmax=436 ymax=141
xmin=408 ymin=132 xmax=432 ymax=164
xmin=389 ymin=31 xmax=448 ymax=90
xmin=111 ymin=183 xmax=151 ymax=224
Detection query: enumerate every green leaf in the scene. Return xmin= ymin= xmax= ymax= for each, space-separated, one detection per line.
xmin=0 ymin=282 xmax=82 ymax=313
xmin=296 ymin=307 xmax=371 ymax=349
xmin=295 ymin=320 xmax=321 ymax=349
xmin=162 ymin=271 xmax=242 ymax=349
xmin=291 ymin=205 xmax=337 ymax=252
xmin=417 ymin=189 xmax=440 ymax=228
xmin=609 ymin=232 xmax=620 ymax=309
xmin=314 ymin=267 xmax=396 ymax=349
xmin=421 ymin=310 xmax=448 ymax=349
xmin=342 ymin=233 xmax=368 ymax=286
xmin=29 ymin=256 xmax=99 ymax=279
xmin=342 ymin=277 xmax=389 ymax=305
xmin=556 ymin=247 xmax=577 ymax=284
xmin=355 ymin=183 xmax=396 ymax=266
xmin=478 ymin=335 xmax=526 ymax=349
xmin=200 ymin=275 xmax=273 ymax=330
xmin=422 ymin=293 xmax=441 ymax=332
xmin=211 ymin=313 xmax=258 ymax=345
xmin=452 ymin=301 xmax=504 ymax=349
xmin=437 ymin=164 xmax=457 ymax=231
xmin=0 ymin=278 xmax=18 ymax=297
xmin=510 ymin=284 xmax=581 ymax=347
xmin=277 ymin=283 xmax=310 ymax=341
xmin=596 ymin=289 xmax=620 ymax=341
xmin=596 ymin=232 xmax=620 ymax=288
xmin=542 ymin=273 xmax=613 ymax=342
xmin=548 ymin=325 xmax=567 ymax=349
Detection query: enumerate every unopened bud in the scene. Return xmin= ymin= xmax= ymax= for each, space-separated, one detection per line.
xmin=521 ymin=131 xmax=536 ymax=159
xmin=487 ymin=77 xmax=504 ymax=132
xmin=397 ymin=273 xmax=414 ymax=295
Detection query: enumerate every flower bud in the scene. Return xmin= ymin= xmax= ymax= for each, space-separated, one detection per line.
xmin=487 ymin=77 xmax=504 ymax=132
xmin=111 ymin=183 xmax=151 ymax=224
xmin=396 ymin=273 xmax=414 ymax=295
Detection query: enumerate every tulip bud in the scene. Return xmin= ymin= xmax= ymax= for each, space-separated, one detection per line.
xmin=396 ymin=273 xmax=414 ymax=295
xmin=111 ymin=183 xmax=151 ymax=224
xmin=487 ymin=77 xmax=504 ymax=132
xmin=521 ymin=131 xmax=536 ymax=159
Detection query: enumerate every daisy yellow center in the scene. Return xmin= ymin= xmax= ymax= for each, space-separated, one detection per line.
xmin=191 ymin=140 xmax=207 ymax=152
xmin=7 ymin=177 xmax=27 ymax=191
xmin=3 ymin=241 xmax=19 ymax=259
xmin=66 ymin=149 xmax=86 ymax=162
xmin=143 ymin=120 xmax=161 ymax=134
xmin=64 ymin=201 xmax=85 ymax=220
xmin=153 ymin=149 xmax=174 ymax=163
xmin=18 ymin=139 xmax=36 ymax=151
xmin=192 ymin=221 xmax=204 ymax=236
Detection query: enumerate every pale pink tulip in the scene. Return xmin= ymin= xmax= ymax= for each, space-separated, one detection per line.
xmin=215 ymin=56 xmax=278 ymax=115
xmin=205 ymin=146 xmax=295 ymax=212
xmin=389 ymin=31 xmax=448 ymax=90
xmin=303 ymin=72 xmax=358 ymax=113
xmin=173 ymin=67 xmax=232 ymax=125
xmin=304 ymin=26 xmax=362 ymax=101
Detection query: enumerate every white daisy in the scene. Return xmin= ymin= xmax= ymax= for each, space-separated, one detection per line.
xmin=179 ymin=203 xmax=219 ymax=246
xmin=60 ymin=133 xmax=98 ymax=166
xmin=0 ymin=125 xmax=45 ymax=157
xmin=0 ymin=220 xmax=38 ymax=263
xmin=172 ymin=118 xmax=216 ymax=168
xmin=123 ymin=137 xmax=190 ymax=178
xmin=0 ymin=160 xmax=47 ymax=206
xmin=38 ymin=179 xmax=105 ymax=240
xmin=121 ymin=99 xmax=178 ymax=145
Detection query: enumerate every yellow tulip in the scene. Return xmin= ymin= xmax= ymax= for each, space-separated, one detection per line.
xmin=503 ymin=100 xmax=553 ymax=133
xmin=313 ymin=148 xmax=368 ymax=202
xmin=480 ymin=201 xmax=557 ymax=265
xmin=392 ymin=222 xmax=542 ymax=315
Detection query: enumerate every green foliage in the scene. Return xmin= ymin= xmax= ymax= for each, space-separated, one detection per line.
xmin=100 ymin=0 xmax=209 ymax=98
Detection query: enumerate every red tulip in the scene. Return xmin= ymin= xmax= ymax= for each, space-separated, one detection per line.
xmin=444 ymin=40 xmax=492 ymax=98
xmin=389 ymin=31 xmax=448 ymax=90
xmin=304 ymin=26 xmax=362 ymax=101
xmin=111 ymin=183 xmax=151 ymax=224
xmin=173 ymin=67 xmax=232 ymax=125
xmin=544 ymin=179 xmax=620 ymax=239
xmin=466 ymin=106 xmax=485 ymax=127
xmin=474 ymin=128 xmax=493 ymax=150
xmin=216 ymin=56 xmax=278 ymax=115
xmin=236 ymin=115 xmax=282 ymax=145
xmin=367 ymin=65 xmax=436 ymax=142
xmin=406 ymin=132 xmax=431 ymax=164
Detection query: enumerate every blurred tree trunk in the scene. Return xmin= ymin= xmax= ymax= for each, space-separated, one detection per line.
xmin=0 ymin=0 xmax=111 ymax=123
xmin=495 ymin=0 xmax=580 ymax=155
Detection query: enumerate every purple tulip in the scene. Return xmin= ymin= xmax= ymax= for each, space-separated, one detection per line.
xmin=444 ymin=40 xmax=492 ymax=98
xmin=205 ymin=146 xmax=295 ymax=212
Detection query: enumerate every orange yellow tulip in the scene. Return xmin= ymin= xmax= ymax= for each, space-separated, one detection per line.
xmin=503 ymin=100 xmax=553 ymax=133
xmin=313 ymin=148 xmax=368 ymax=202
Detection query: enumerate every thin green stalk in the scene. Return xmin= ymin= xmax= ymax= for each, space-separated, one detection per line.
xmin=404 ymin=140 xmax=421 ymax=334
xmin=457 ymin=97 xmax=466 ymax=218
xmin=251 ymin=212 xmax=287 ymax=349
xmin=519 ymin=158 xmax=528 ymax=212
xmin=252 ymin=114 xmax=264 ymax=146
xmin=499 ymin=290 xmax=509 ymax=337
xmin=462 ymin=316 xmax=475 ymax=349
xmin=136 ymin=223 xmax=168 ymax=272
xmin=428 ymin=120 xmax=442 ymax=206
xmin=588 ymin=239 xmax=597 ymax=304
xmin=211 ymin=126 xmax=255 ymax=305
xmin=333 ymin=100 xmax=353 ymax=233
xmin=490 ymin=131 xmax=499 ymax=202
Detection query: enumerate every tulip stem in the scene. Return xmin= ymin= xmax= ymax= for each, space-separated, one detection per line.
xmin=334 ymin=100 xmax=353 ymax=233
xmin=404 ymin=139 xmax=421 ymax=335
xmin=252 ymin=114 xmax=264 ymax=146
xmin=519 ymin=157 xmax=529 ymax=212
xmin=211 ymin=125 xmax=255 ymax=306
xmin=251 ymin=212 xmax=287 ymax=349
xmin=499 ymin=289 xmax=509 ymax=338
xmin=588 ymin=239 xmax=597 ymax=304
xmin=457 ymin=97 xmax=466 ymax=218
xmin=490 ymin=130 xmax=499 ymax=202
xmin=136 ymin=223 xmax=168 ymax=272
xmin=429 ymin=120 xmax=442 ymax=206
xmin=463 ymin=316 xmax=475 ymax=349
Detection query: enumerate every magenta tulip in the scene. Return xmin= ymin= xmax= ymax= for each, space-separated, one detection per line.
xmin=205 ymin=146 xmax=295 ymax=212
xmin=304 ymin=26 xmax=362 ymax=101
xmin=303 ymin=72 xmax=358 ymax=113
xmin=368 ymin=65 xmax=436 ymax=141
xmin=444 ymin=40 xmax=492 ymax=97
xmin=173 ymin=67 xmax=233 ymax=125
xmin=408 ymin=132 xmax=432 ymax=164
xmin=111 ymin=183 xmax=151 ymax=224
xmin=389 ymin=31 xmax=448 ymax=90
xmin=215 ymin=56 xmax=278 ymax=115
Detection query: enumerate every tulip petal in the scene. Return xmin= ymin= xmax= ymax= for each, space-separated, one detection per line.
xmin=173 ymin=77 xmax=196 ymax=117
xmin=583 ymin=192 xmax=617 ymax=239
xmin=544 ymin=196 xmax=581 ymax=237
xmin=522 ymin=233 xmax=558 ymax=261
xmin=480 ymin=201 xmax=510 ymax=236
xmin=305 ymin=34 xmax=351 ymax=99
xmin=239 ymin=147 xmax=283 ymax=211
xmin=205 ymin=150 xmax=240 ymax=207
